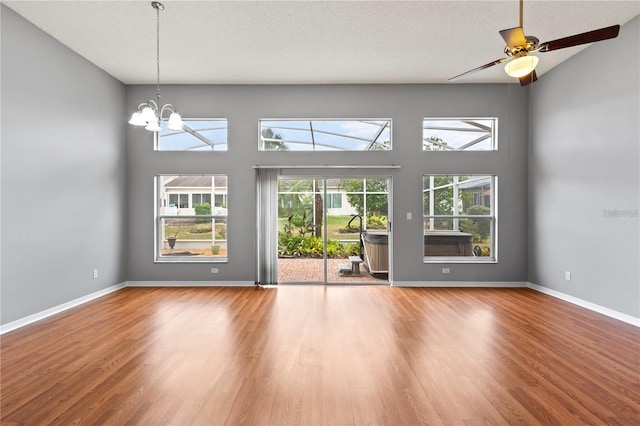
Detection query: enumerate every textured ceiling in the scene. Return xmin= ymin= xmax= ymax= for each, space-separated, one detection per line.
xmin=4 ymin=0 xmax=639 ymax=85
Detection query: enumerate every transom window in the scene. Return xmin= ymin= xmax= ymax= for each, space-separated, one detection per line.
xmin=155 ymin=119 xmax=228 ymax=151
xmin=423 ymin=175 xmax=496 ymax=262
xmin=423 ymin=119 xmax=497 ymax=151
xmin=260 ymin=119 xmax=391 ymax=151
xmin=156 ymin=175 xmax=228 ymax=262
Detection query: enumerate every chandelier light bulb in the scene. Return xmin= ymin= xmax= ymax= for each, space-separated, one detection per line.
xmin=504 ymin=55 xmax=539 ymax=78
xmin=140 ymin=106 xmax=157 ymax=122
xmin=128 ymin=111 xmax=147 ymax=126
xmin=145 ymin=120 xmax=161 ymax=132
xmin=167 ymin=112 xmax=184 ymax=131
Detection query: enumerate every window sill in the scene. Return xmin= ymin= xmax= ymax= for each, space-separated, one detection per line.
xmin=155 ymin=257 xmax=228 ymax=264
xmin=423 ymin=257 xmax=497 ymax=264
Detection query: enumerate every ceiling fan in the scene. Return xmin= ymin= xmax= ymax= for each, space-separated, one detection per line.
xmin=449 ymin=0 xmax=620 ymax=86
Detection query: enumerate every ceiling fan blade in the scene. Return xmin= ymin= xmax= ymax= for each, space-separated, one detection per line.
xmin=539 ymin=25 xmax=620 ymax=52
xmin=499 ymin=27 xmax=527 ymax=49
xmin=519 ymin=70 xmax=537 ymax=86
xmin=449 ymin=58 xmax=507 ymax=82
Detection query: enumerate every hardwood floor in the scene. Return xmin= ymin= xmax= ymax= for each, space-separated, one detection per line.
xmin=1 ymin=286 xmax=638 ymax=425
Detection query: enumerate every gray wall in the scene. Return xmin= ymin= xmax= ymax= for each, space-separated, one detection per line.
xmin=1 ymin=6 xmax=127 ymax=324
xmin=126 ymin=84 xmax=529 ymax=283
xmin=529 ymin=17 xmax=640 ymax=317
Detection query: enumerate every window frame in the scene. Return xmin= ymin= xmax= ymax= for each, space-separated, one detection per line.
xmin=423 ymin=118 xmax=498 ymax=151
xmin=155 ymin=174 xmax=229 ymax=263
xmin=422 ymin=174 xmax=497 ymax=263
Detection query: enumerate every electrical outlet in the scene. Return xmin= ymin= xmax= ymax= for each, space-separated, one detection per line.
xmin=442 ymin=268 xmax=450 ymax=274
xmin=92 ymin=269 xmax=98 ymax=279
xmin=565 ymin=271 xmax=571 ymax=281
xmin=211 ymin=268 xmax=219 ymax=274
xmin=406 ymin=212 xmax=412 ymax=220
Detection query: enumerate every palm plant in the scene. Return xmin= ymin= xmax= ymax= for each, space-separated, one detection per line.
xmin=261 ymin=128 xmax=288 ymax=150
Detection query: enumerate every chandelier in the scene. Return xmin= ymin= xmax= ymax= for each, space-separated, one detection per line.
xmin=128 ymin=2 xmax=183 ymax=132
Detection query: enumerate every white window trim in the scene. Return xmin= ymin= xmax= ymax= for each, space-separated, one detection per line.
xmin=423 ymin=175 xmax=497 ymax=263
xmin=155 ymin=175 xmax=229 ymax=263
xmin=423 ymin=118 xmax=498 ymax=151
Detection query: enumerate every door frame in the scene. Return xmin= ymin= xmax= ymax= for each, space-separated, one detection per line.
xmin=276 ymin=172 xmax=393 ymax=285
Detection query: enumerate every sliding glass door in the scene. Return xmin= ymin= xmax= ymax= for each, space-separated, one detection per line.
xmin=276 ymin=176 xmax=390 ymax=284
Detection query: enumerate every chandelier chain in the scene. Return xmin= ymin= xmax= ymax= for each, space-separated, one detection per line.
xmin=156 ymin=3 xmax=161 ymax=102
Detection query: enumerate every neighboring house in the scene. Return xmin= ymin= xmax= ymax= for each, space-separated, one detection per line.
xmin=161 ymin=175 xmax=228 ymax=216
xmin=458 ymin=176 xmax=492 ymax=210
xmin=325 ymin=179 xmax=358 ymax=216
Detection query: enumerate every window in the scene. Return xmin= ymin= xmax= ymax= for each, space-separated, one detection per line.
xmin=155 ymin=119 xmax=228 ymax=151
xmin=214 ymin=194 xmax=227 ymax=208
xmin=169 ymin=194 xmax=188 ymax=209
xmin=260 ymin=119 xmax=391 ymax=151
xmin=423 ymin=119 xmax=497 ymax=151
xmin=423 ymin=175 xmax=496 ymax=262
xmin=156 ymin=175 xmax=228 ymax=262
xmin=326 ymin=193 xmax=342 ymax=209
xmin=192 ymin=193 xmax=212 ymax=206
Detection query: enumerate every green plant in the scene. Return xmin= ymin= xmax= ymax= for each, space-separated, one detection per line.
xmin=459 ymin=205 xmax=491 ymax=242
xmin=366 ymin=214 xmax=387 ymax=229
xmin=194 ymin=202 xmax=211 ymax=216
xmin=278 ymin=233 xmax=360 ymax=258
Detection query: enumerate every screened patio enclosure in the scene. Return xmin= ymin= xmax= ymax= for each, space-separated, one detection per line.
xmin=260 ymin=120 xmax=391 ymax=151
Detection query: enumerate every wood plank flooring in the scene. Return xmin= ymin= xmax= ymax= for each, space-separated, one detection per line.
xmin=1 ymin=286 xmax=639 ymax=425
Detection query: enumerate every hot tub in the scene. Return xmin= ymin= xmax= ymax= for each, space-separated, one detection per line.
xmin=362 ymin=230 xmax=388 ymax=273
xmin=424 ymin=231 xmax=472 ymax=256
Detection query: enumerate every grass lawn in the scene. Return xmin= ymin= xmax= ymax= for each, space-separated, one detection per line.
xmin=164 ymin=222 xmax=226 ymax=240
xmin=278 ymin=215 xmax=361 ymax=240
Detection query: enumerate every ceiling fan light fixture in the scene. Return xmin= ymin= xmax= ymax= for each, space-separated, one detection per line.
xmin=504 ymin=55 xmax=539 ymax=78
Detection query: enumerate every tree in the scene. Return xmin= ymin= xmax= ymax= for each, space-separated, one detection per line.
xmin=459 ymin=205 xmax=491 ymax=242
xmin=278 ymin=179 xmax=323 ymax=237
xmin=423 ymin=175 xmax=474 ymax=230
xmin=262 ymin=128 xmax=288 ymax=150
xmin=369 ymin=139 xmax=390 ymax=151
xmin=423 ymin=136 xmax=448 ymax=151
xmin=339 ymin=178 xmax=388 ymax=217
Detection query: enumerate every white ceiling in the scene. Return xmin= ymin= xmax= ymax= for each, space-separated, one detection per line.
xmin=4 ymin=0 xmax=639 ymax=85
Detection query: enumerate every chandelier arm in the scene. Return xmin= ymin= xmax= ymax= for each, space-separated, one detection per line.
xmin=160 ymin=104 xmax=177 ymax=117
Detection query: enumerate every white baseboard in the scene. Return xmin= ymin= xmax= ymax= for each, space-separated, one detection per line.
xmin=527 ymin=282 xmax=640 ymax=327
xmin=125 ymin=280 xmax=255 ymax=287
xmin=0 ymin=282 xmax=127 ymax=335
xmin=392 ymin=281 xmax=527 ymax=288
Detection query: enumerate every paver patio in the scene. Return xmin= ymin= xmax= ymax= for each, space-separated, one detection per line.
xmin=278 ymin=257 xmax=388 ymax=283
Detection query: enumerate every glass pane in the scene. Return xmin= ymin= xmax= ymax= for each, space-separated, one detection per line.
xmin=159 ymin=218 xmax=227 ymax=259
xmin=260 ymin=119 xmax=392 ymax=151
xmin=366 ymin=178 xmax=388 ymax=193
xmin=423 ymin=231 xmax=474 ymax=257
xmin=458 ymin=176 xmax=492 ymax=213
xmin=423 ymin=119 xmax=496 ymax=151
xmin=160 ymin=175 xmax=227 ymax=216
xmin=157 ymin=119 xmax=228 ymax=151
